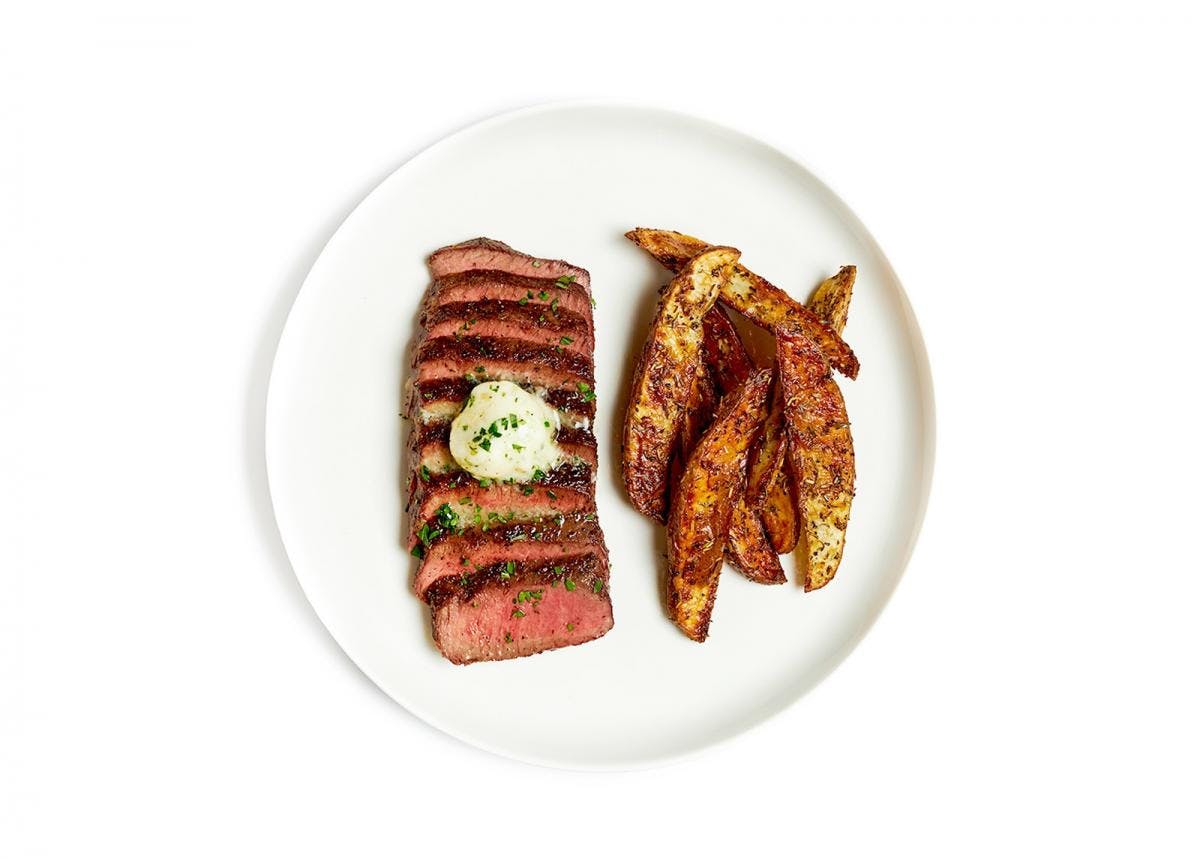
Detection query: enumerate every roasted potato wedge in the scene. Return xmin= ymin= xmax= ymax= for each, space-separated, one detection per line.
xmin=725 ymin=380 xmax=787 ymax=584
xmin=759 ymin=268 xmax=856 ymax=554
xmin=668 ymin=361 xmax=717 ymax=508
xmin=754 ymin=380 xmax=801 ymax=555
xmin=668 ymin=369 xmax=773 ymax=640
xmin=623 ymin=246 xmax=740 ymax=521
xmin=625 ymin=228 xmax=860 ymax=379
xmin=725 ymin=502 xmax=784 ymax=584
xmin=777 ymin=332 xmax=855 ymax=591
xmin=807 ymin=265 xmax=856 ymax=336
xmin=762 ymin=465 xmax=800 ymax=554
xmin=702 ymin=306 xmax=755 ymax=394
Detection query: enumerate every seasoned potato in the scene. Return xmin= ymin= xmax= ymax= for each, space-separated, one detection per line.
xmin=725 ymin=383 xmax=788 ymax=584
xmin=668 ymin=369 xmax=773 ymax=640
xmin=623 ymin=247 xmax=740 ymax=521
xmin=808 ymin=266 xmax=856 ymax=337
xmin=668 ymin=361 xmax=717 ymax=509
xmin=777 ymin=332 xmax=855 ymax=591
xmin=625 ymin=228 xmax=860 ymax=379
xmin=702 ymin=306 xmax=756 ymax=394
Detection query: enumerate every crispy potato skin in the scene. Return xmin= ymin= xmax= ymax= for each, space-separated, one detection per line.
xmin=702 ymin=306 xmax=755 ymax=393
xmin=725 ymin=502 xmax=784 ymax=584
xmin=625 ymin=228 xmax=860 ymax=379
xmin=808 ymin=266 xmax=856 ymax=336
xmin=777 ymin=333 xmax=855 ymax=591
xmin=759 ymin=268 xmax=855 ymax=555
xmin=755 ymin=380 xmax=802 ymax=555
xmin=622 ymin=247 xmax=740 ymax=521
xmin=668 ymin=362 xmax=716 ymax=509
xmin=762 ymin=456 xmax=801 ymax=554
xmin=668 ymin=369 xmax=772 ymax=640
xmin=726 ymin=368 xmax=788 ymax=583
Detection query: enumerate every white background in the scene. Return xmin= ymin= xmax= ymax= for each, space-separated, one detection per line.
xmin=2 ymin=2 xmax=1197 ymax=856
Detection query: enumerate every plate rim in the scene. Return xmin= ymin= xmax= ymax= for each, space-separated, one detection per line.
xmin=264 ymin=98 xmax=938 ymax=771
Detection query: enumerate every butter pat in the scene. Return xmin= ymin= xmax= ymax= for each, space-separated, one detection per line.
xmin=449 ymin=381 xmax=563 ymax=481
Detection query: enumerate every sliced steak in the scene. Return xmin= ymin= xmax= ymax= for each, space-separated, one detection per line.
xmin=428 ymin=237 xmax=591 ymax=292
xmin=414 ymin=335 xmax=593 ymax=391
xmin=423 ymin=270 xmax=594 ymax=323
xmin=407 ymin=464 xmax=597 ymax=561
xmin=429 ymin=556 xmax=612 ymax=665
xmin=410 ymin=239 xmax=610 ymax=664
xmin=413 ymin=515 xmax=605 ymax=599
xmin=412 ymin=379 xmax=595 ymax=426
xmin=422 ymin=300 xmax=595 ymax=358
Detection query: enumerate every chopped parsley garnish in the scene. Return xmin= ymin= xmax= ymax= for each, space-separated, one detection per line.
xmin=516 ymin=590 xmax=544 ymax=604
xmin=564 ymin=578 xmax=576 ymax=592
xmin=555 ymin=275 xmax=575 ymax=288
xmin=592 ymin=579 xmax=604 ymax=593
xmin=577 ymin=382 xmax=596 ymax=402
xmin=566 ymin=623 xmax=574 ymax=632
xmin=559 ymin=336 xmax=573 ymax=345
xmin=501 ymin=560 xmax=515 ymax=580
xmin=416 ymin=522 xmax=442 ymax=546
xmin=434 ymin=503 xmax=460 ymax=530
xmin=475 ymin=366 xmax=485 ymax=374
xmin=511 ymin=443 xmax=524 ymax=452
xmin=410 ymin=544 xmax=425 ymax=559
xmin=504 ymin=631 xmax=513 ymax=643
xmin=546 ymin=489 xmax=557 ymax=500
xmin=553 ymin=565 xmax=564 ymax=575
xmin=520 ymin=485 xmax=534 ymax=496
xmin=419 ymin=465 xmax=431 ymax=482
xmin=519 ymin=291 xmax=532 ymax=305
xmin=530 ymin=467 xmax=546 ymax=483
xmin=511 ymin=609 xmax=525 ymax=619
xmin=538 ymin=290 xmax=549 ymax=301
xmin=550 ymin=297 xmax=559 ymax=315
xmin=478 ymin=477 xmax=492 ymax=488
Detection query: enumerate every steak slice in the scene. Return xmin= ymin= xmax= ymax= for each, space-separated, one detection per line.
xmin=413 ymin=515 xmax=605 ymax=599
xmin=423 ymin=299 xmax=593 ymax=355
xmin=428 ymin=237 xmax=591 ymax=292
xmin=428 ymin=555 xmax=612 ymax=665
xmin=424 ymin=270 xmax=594 ymax=323
xmin=414 ymin=335 xmax=593 ymax=389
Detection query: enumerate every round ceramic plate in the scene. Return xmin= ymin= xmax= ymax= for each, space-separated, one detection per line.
xmin=266 ymin=103 xmax=935 ymax=769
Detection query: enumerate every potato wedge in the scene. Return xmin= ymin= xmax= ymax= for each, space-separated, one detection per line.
xmin=762 ymin=459 xmax=801 ymax=553
xmin=668 ymin=361 xmax=716 ymax=508
xmin=702 ymin=306 xmax=755 ymax=394
xmin=759 ymin=268 xmax=856 ymax=554
xmin=777 ymin=332 xmax=855 ymax=591
xmin=625 ymin=228 xmax=860 ymax=379
xmin=724 ymin=371 xmax=792 ymax=580
xmin=668 ymin=369 xmax=773 ymax=640
xmin=623 ymin=246 xmax=740 ymax=521
xmin=808 ymin=266 xmax=856 ymax=337
xmin=754 ymin=380 xmax=802 ymax=554
xmin=725 ymin=502 xmax=784 ymax=585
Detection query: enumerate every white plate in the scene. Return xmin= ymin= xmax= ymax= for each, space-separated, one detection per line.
xmin=266 ymin=102 xmax=935 ymax=770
